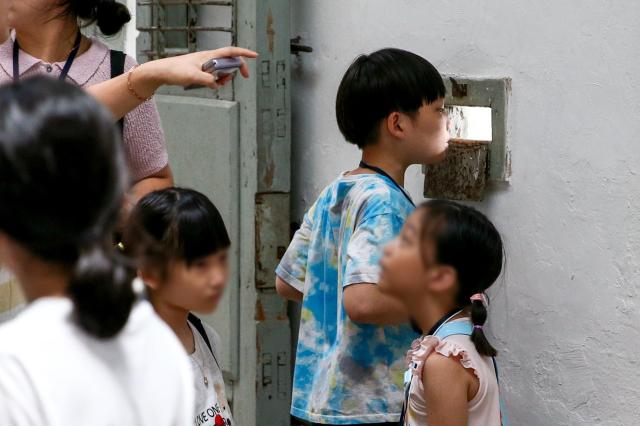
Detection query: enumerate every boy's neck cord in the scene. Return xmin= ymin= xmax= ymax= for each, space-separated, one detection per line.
xmin=359 ymin=161 xmax=414 ymax=206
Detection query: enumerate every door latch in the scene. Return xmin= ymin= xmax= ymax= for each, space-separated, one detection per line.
xmin=290 ymin=36 xmax=313 ymax=55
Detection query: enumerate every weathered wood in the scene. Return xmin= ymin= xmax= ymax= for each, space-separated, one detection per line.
xmin=425 ymin=140 xmax=490 ymax=201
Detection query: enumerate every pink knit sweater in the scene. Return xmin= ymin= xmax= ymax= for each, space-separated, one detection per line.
xmin=0 ymin=35 xmax=168 ymax=184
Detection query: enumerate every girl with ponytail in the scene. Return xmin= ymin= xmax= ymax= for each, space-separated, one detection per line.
xmin=379 ymin=200 xmax=506 ymax=426
xmin=0 ymin=77 xmax=194 ymax=425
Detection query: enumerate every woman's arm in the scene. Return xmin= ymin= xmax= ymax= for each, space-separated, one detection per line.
xmin=114 ymin=166 xmax=173 ymax=232
xmin=86 ymin=47 xmax=258 ymax=120
xmin=129 ymin=165 xmax=173 ymax=205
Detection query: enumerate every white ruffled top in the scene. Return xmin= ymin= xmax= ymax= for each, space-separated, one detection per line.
xmin=403 ymin=319 xmax=502 ymax=426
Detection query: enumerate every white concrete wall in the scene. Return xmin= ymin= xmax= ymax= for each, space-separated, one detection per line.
xmin=124 ymin=0 xmax=138 ymax=56
xmin=290 ymin=1 xmax=640 ymax=424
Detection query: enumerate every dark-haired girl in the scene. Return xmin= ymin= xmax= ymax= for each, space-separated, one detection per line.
xmin=0 ymin=77 xmax=193 ymax=425
xmin=379 ymin=200 xmax=506 ymax=425
xmin=124 ymin=188 xmax=235 ymax=426
xmin=2 ymin=0 xmax=173 ymax=205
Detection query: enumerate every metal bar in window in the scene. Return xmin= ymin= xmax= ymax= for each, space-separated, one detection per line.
xmin=187 ymin=2 xmax=197 ymax=53
xmin=152 ymin=0 xmax=162 ymax=60
xmin=140 ymin=47 xmax=192 ymax=57
xmin=231 ymin=0 xmax=237 ymax=45
xmin=137 ymin=0 xmax=235 ymax=60
xmin=137 ymin=26 xmax=233 ymax=32
xmin=138 ymin=0 xmax=232 ymax=5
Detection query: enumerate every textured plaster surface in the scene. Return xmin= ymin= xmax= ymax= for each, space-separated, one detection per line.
xmin=290 ymin=1 xmax=640 ymax=424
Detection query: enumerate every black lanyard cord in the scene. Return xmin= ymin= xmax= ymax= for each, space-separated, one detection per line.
xmin=13 ymin=30 xmax=83 ymax=82
xmin=359 ymin=160 xmax=414 ymax=206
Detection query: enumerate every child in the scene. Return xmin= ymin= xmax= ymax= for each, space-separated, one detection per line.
xmin=124 ymin=187 xmax=234 ymax=426
xmin=275 ymin=48 xmax=450 ymax=425
xmin=378 ymin=200 xmax=505 ymax=425
xmin=0 ymin=77 xmax=193 ymax=425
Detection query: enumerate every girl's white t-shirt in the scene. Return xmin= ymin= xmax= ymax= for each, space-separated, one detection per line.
xmin=0 ymin=297 xmax=194 ymax=426
xmin=188 ymin=321 xmax=234 ymax=426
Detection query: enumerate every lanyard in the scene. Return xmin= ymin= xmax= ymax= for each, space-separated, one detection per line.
xmin=428 ymin=308 xmax=465 ymax=336
xmin=13 ymin=30 xmax=82 ymax=82
xmin=359 ymin=161 xmax=415 ymax=207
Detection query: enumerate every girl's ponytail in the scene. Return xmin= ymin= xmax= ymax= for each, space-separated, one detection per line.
xmin=68 ymin=241 xmax=136 ymax=339
xmin=0 ymin=78 xmax=135 ymax=340
xmin=470 ymin=295 xmax=497 ymax=357
xmin=418 ymin=200 xmax=504 ymax=358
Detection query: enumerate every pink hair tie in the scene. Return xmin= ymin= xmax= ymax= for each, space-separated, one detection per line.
xmin=470 ymin=293 xmax=488 ymax=307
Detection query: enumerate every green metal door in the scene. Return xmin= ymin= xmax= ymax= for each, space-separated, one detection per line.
xmin=135 ymin=1 xmax=292 ymax=425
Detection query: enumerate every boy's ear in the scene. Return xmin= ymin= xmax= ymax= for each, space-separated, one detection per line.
xmin=385 ymin=111 xmax=406 ymax=139
xmin=139 ymin=268 xmax=162 ymax=290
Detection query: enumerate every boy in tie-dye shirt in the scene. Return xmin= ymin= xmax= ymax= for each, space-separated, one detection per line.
xmin=276 ymin=48 xmax=450 ymax=425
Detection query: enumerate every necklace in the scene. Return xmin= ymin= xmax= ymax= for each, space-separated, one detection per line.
xmin=194 ymin=342 xmax=209 ymax=387
xmin=359 ymin=160 xmax=414 ymax=206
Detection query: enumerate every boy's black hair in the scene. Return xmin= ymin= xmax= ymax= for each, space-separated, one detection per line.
xmin=418 ymin=200 xmax=504 ymax=357
xmin=336 ymin=48 xmax=446 ymax=149
xmin=124 ymin=187 xmax=230 ymax=275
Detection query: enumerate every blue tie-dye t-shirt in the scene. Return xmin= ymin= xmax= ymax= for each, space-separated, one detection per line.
xmin=276 ymin=172 xmax=418 ymax=424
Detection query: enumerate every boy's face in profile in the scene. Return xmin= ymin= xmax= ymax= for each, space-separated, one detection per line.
xmin=151 ymin=249 xmax=230 ymax=314
xmin=403 ymin=97 xmax=450 ymax=165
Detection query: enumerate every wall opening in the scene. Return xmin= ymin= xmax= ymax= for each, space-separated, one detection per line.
xmin=447 ymin=105 xmax=492 ymax=142
xmin=424 ymin=77 xmax=510 ymax=201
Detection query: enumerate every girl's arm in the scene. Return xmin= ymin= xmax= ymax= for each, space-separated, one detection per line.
xmin=86 ymin=47 xmax=258 ymax=120
xmin=423 ymin=353 xmax=474 ymax=426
